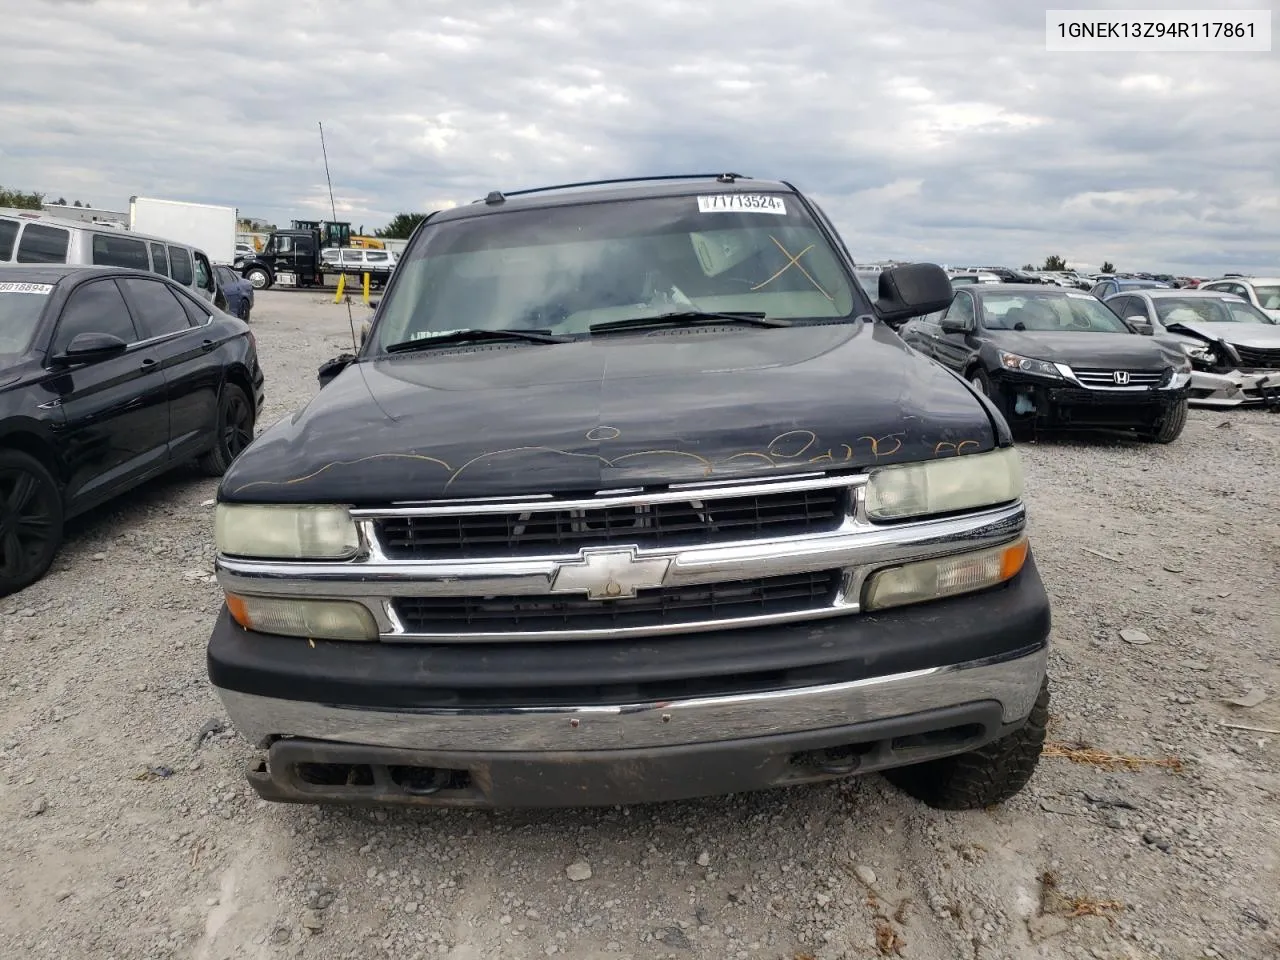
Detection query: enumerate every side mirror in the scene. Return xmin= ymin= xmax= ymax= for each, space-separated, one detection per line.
xmin=874 ymin=263 xmax=954 ymax=324
xmin=939 ymin=318 xmax=970 ymax=334
xmin=359 ymin=322 xmax=370 ymax=347
xmin=1126 ymin=316 xmax=1153 ymax=335
xmin=317 ymin=353 xmax=355 ymax=389
xmin=53 ymin=331 xmax=129 ymax=365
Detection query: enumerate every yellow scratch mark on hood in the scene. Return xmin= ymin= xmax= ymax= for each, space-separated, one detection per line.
xmin=230 ymin=453 xmax=453 ymax=494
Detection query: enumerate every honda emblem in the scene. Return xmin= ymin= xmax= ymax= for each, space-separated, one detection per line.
xmin=1112 ymin=370 xmax=1131 ymax=385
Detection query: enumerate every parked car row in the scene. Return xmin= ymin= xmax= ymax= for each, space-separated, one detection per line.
xmin=902 ymin=285 xmax=1192 ymax=442
xmin=899 ymin=275 xmax=1279 ymax=428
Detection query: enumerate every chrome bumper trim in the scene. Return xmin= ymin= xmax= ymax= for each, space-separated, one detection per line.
xmin=215 ymin=643 xmax=1049 ymax=751
xmin=215 ymin=502 xmax=1027 ymax=641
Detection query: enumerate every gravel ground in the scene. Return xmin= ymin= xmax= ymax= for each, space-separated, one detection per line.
xmin=2 ymin=290 xmax=1278 ymax=960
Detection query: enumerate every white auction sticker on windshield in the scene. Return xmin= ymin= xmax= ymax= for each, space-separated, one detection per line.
xmin=0 ymin=282 xmax=54 ymax=295
xmin=697 ymin=194 xmax=787 ymax=215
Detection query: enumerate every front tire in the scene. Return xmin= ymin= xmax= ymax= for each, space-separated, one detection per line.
xmin=0 ymin=450 xmax=65 ymax=597
xmin=883 ymin=676 xmax=1049 ymax=810
xmin=198 ymin=384 xmax=255 ymax=477
xmin=246 ymin=268 xmax=271 ymax=290
xmin=970 ymin=369 xmax=1033 ymax=442
xmin=1146 ymin=397 xmax=1188 ymax=444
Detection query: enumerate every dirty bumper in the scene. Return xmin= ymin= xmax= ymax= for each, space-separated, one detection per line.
xmin=223 ymin=647 xmax=1046 ymax=808
xmin=209 ymin=561 xmax=1052 ymax=808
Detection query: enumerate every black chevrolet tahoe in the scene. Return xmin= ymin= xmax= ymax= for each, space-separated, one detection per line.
xmin=206 ymin=174 xmax=1052 ymax=811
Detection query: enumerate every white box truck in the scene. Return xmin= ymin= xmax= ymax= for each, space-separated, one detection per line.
xmin=128 ymin=196 xmax=237 ymax=265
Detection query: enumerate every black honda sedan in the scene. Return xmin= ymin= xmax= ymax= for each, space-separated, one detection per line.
xmin=900 ymin=284 xmax=1191 ymax=442
xmin=0 ymin=265 xmax=265 ymax=595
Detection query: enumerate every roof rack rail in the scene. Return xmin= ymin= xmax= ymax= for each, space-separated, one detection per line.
xmin=473 ymin=173 xmax=753 ymax=204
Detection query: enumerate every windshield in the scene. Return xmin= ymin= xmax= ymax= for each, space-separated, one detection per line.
xmin=0 ymin=282 xmax=54 ymax=354
xmin=980 ymin=293 xmax=1131 ymax=332
xmin=1252 ymin=285 xmax=1280 ymax=310
xmin=371 ymin=193 xmax=860 ymax=352
xmin=1155 ymin=297 xmax=1272 ymax=324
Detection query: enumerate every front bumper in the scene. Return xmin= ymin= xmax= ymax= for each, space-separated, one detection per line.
xmin=1186 ymin=369 xmax=1280 ymax=408
xmin=208 ymin=557 xmax=1051 ymax=808
xmin=995 ymin=373 xmax=1186 ymax=429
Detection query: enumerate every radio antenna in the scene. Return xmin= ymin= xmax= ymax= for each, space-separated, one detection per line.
xmin=318 ymin=121 xmax=339 ymax=224
xmin=319 ymin=121 xmax=360 ymax=354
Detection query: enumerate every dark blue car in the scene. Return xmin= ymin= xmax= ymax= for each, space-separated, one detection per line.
xmin=215 ymin=264 xmax=254 ymax=321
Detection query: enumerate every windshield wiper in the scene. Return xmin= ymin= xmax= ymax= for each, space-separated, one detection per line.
xmin=589 ymin=310 xmax=790 ymax=335
xmin=384 ymin=328 xmax=573 ymax=353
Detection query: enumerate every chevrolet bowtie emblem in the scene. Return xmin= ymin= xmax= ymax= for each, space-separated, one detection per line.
xmin=550 ymin=547 xmax=673 ymax=600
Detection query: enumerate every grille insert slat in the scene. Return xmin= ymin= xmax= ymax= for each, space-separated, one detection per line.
xmin=376 ymin=489 xmax=847 ymax=559
xmin=1232 ymin=345 xmax=1280 ymax=369
xmin=394 ymin=570 xmax=842 ymax=634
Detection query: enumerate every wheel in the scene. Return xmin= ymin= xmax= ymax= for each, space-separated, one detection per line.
xmin=970 ymin=368 xmax=1033 ymax=442
xmin=198 ymin=384 xmax=255 ymax=477
xmin=0 ymin=450 xmax=65 ymax=597
xmin=883 ymin=676 xmax=1049 ymax=810
xmin=246 ymin=268 xmax=271 ymax=290
xmin=238 ymin=300 xmax=251 ymax=323
xmin=1145 ymin=397 xmax=1187 ymax=444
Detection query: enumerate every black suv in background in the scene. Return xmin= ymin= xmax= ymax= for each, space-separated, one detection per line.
xmin=206 ymin=174 xmax=1052 ymax=812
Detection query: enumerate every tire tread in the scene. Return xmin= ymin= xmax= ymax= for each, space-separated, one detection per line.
xmin=884 ymin=676 xmax=1050 ymax=810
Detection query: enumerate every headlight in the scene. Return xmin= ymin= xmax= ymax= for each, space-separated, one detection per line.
xmin=226 ymin=594 xmax=378 ymax=640
xmin=863 ymin=537 xmax=1029 ymax=611
xmin=997 ymin=351 xmax=1061 ymax=378
xmin=215 ymin=503 xmax=359 ymax=559
xmin=864 ymin=447 xmax=1024 ymax=521
xmin=1178 ymin=341 xmax=1214 ymax=363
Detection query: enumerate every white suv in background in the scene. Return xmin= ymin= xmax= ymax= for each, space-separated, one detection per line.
xmin=1198 ymin=276 xmax=1280 ymax=321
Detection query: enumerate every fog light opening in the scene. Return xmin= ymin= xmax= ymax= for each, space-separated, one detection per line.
xmin=296 ymin=762 xmax=375 ymax=787
xmin=388 ymin=765 xmax=469 ymax=795
xmin=791 ymin=743 xmax=874 ymax=775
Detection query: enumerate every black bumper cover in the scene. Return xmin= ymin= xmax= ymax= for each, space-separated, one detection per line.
xmin=207 ymin=557 xmax=1051 ymax=710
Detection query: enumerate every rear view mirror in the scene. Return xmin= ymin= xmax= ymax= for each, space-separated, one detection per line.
xmin=54 ymin=331 xmax=128 ymax=365
xmin=874 ymin=263 xmax=954 ymax=324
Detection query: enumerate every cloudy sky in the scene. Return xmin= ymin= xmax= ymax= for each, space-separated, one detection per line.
xmin=2 ymin=0 xmax=1277 ymax=275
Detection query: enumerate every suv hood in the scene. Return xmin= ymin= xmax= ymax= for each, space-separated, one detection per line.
xmin=986 ymin=329 xmax=1174 ymax=368
xmin=221 ymin=323 xmax=1001 ymax=503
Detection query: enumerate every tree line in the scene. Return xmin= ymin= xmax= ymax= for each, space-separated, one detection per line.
xmin=1021 ymin=255 xmax=1116 ymax=274
xmin=2 ymin=187 xmax=95 ymax=210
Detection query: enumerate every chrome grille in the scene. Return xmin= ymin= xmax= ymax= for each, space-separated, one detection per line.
xmin=375 ymin=487 xmax=847 ymax=559
xmin=393 ymin=570 xmax=842 ymax=634
xmin=216 ymin=473 xmax=1030 ymax=642
xmin=1232 ymin=345 xmax=1280 ymax=369
xmin=1071 ymin=367 xmax=1166 ymax=388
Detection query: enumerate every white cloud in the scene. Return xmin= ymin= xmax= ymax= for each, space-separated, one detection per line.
xmin=1 ymin=0 xmax=1277 ymax=274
